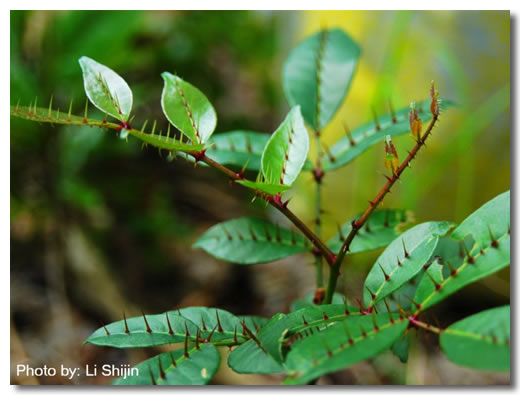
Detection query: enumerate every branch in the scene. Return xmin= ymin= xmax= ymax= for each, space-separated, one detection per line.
xmin=324 ymin=113 xmax=440 ymax=304
xmin=195 ymin=154 xmax=336 ymax=265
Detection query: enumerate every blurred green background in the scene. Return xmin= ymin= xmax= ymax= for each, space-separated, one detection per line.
xmin=10 ymin=10 xmax=509 ymax=385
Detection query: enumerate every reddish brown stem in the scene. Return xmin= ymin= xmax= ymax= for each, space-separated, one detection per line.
xmin=324 ymin=114 xmax=439 ymax=304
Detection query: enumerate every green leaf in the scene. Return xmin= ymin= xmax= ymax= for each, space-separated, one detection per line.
xmin=161 ymin=72 xmax=217 ymax=144
xmin=440 ymin=306 xmax=510 ymax=371
xmin=323 ymin=99 xmax=455 ymax=171
xmin=363 ymin=221 xmax=454 ymax=307
xmin=283 ymin=313 xmax=407 ymax=384
xmin=235 ymin=180 xmax=291 ymax=196
xmin=290 ymin=292 xmax=345 ymax=312
xmin=451 ymin=190 xmax=510 ymax=249
xmin=193 ymin=217 xmax=310 ymax=264
xmin=85 ymin=308 xmax=247 ymax=348
xmin=113 ymin=344 xmax=220 ymax=385
xmin=127 ymin=128 xmax=204 ymax=152
xmin=206 ymin=131 xmax=269 ymax=171
xmin=79 ymin=56 xmax=132 ymax=122
xmin=85 ymin=311 xmax=201 ymax=348
xmin=328 ymin=209 xmax=413 ymax=254
xmin=283 ymin=28 xmax=361 ymax=131
xmin=261 ymin=106 xmax=309 ymax=186
xmin=228 ymin=339 xmax=284 ymax=374
xmin=414 ymin=192 xmax=510 ymax=313
xmin=391 ymin=332 xmax=410 ymax=363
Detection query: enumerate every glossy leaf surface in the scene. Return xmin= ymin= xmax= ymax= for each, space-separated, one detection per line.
xmin=79 ymin=56 xmax=132 ymax=122
xmin=193 ymin=217 xmax=310 ymax=264
xmin=283 ymin=28 xmax=361 ymax=131
xmin=161 ymin=72 xmax=217 ymax=143
xmin=261 ymin=106 xmax=309 ymax=186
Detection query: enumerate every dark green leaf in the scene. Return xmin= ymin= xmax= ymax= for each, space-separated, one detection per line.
xmin=323 ymin=99 xmax=455 ymax=171
xmin=290 ymin=292 xmax=345 ymax=312
xmin=261 ymin=106 xmax=309 ymax=186
xmin=206 ymin=131 xmax=268 ymax=171
xmin=113 ymin=344 xmax=220 ymax=385
xmin=161 ymin=72 xmax=217 ymax=143
xmin=79 ymin=56 xmax=132 ymax=122
xmin=283 ymin=28 xmax=361 ymax=131
xmin=391 ymin=332 xmax=410 ymax=363
xmin=440 ymin=306 xmax=510 ymax=371
xmin=363 ymin=222 xmax=454 ymax=307
xmin=193 ymin=217 xmax=310 ymax=264
xmin=328 ymin=209 xmax=413 ymax=254
xmin=284 ymin=313 xmax=407 ymax=384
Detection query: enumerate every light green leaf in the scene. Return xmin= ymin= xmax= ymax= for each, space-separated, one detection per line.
xmin=414 ymin=191 xmax=510 ymax=313
xmin=323 ymin=99 xmax=455 ymax=171
xmin=193 ymin=217 xmax=311 ymax=264
xmin=440 ymin=306 xmax=510 ymax=371
xmin=284 ymin=313 xmax=407 ymax=384
xmin=206 ymin=131 xmax=269 ymax=170
xmin=228 ymin=339 xmax=284 ymax=374
xmin=261 ymin=106 xmax=309 ymax=186
xmin=283 ymin=28 xmax=361 ymax=131
xmin=328 ymin=209 xmax=413 ymax=254
xmin=79 ymin=56 xmax=132 ymax=122
xmin=363 ymin=222 xmax=454 ymax=307
xmin=161 ymin=72 xmax=217 ymax=143
xmin=235 ymin=180 xmax=291 ymax=196
xmin=127 ymin=129 xmax=204 ymax=152
xmin=113 ymin=344 xmax=220 ymax=385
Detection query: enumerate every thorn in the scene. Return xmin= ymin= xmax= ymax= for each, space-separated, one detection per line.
xmin=384 ymin=210 xmax=390 ymax=227
xmin=371 ymin=311 xmax=380 ymax=331
xmin=158 ymin=356 xmax=166 ymax=379
xmin=379 ymin=263 xmax=390 ymax=281
xmin=123 ymin=312 xmax=130 ymax=334
xmin=151 ymin=120 xmax=157 ymax=135
xmin=323 ymin=312 xmax=329 ymax=321
xmin=170 ymin=352 xmax=177 ymax=367
xmin=343 ymin=296 xmax=350 ymax=315
xmin=488 ymin=225 xmax=499 ymax=248
xmin=343 ymin=323 xmax=354 ymax=346
xmin=336 ymin=222 xmax=345 ymax=241
xmin=397 ymin=256 xmax=403 ymax=267
xmin=67 ymin=98 xmax=73 ymax=121
xmin=372 ymin=107 xmax=381 ymax=131
xmin=425 ymin=270 xmax=442 ymax=291
xmin=233 ymin=325 xmax=238 ymax=343
xmin=149 ymin=367 xmax=157 ymax=385
xmin=141 ymin=120 xmax=149 ymax=133
xmin=206 ymin=325 xmax=217 ymax=343
xmin=461 ymin=242 xmax=475 ymax=263
xmin=275 ymin=224 xmax=282 ymax=243
xmin=215 ymin=311 xmax=224 ymax=333
xmin=383 ymin=299 xmax=395 ymax=324
xmin=389 ymin=99 xmax=397 ymax=123
xmin=366 ymin=286 xmax=377 ymax=302
xmin=290 ymin=228 xmax=297 ymax=245
xmin=102 ymin=323 xmax=110 ymax=336
xmin=248 ymin=225 xmax=257 ymax=241
xmin=83 ymin=98 xmax=89 ymax=122
xmin=365 ymin=221 xmax=371 ymax=233
xmin=184 ymin=321 xmax=191 ymax=337
xmin=323 ymin=142 xmax=335 ymax=163
xmin=322 ymin=338 xmax=333 ymax=357
xmin=402 ymin=239 xmax=409 ymax=258
xmin=360 ymin=324 xmax=368 ymax=338
xmin=142 ymin=311 xmax=152 ymax=333
xmin=302 ymin=315 xmax=308 ymax=326
xmin=47 ymin=95 xmax=53 ymax=118
xmin=344 ymin=122 xmax=356 ymax=146
xmin=263 ymin=223 xmax=272 ymax=241
xmin=356 ymin=298 xmax=366 ymax=312
xmin=195 ymin=329 xmax=201 ymax=350
xmin=403 ymin=295 xmax=422 ymax=310
xmin=166 ymin=313 xmax=174 ymax=335
xmin=446 ymin=261 xmax=458 ymax=277
xmin=184 ymin=332 xmax=190 ymax=358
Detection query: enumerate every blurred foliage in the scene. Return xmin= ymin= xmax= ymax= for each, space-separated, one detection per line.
xmin=10 ymin=10 xmax=509 ymax=385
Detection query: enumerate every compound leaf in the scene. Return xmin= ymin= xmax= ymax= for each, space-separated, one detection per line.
xmin=283 ymin=28 xmax=361 ymax=131
xmin=328 ymin=209 xmax=413 ymax=254
xmin=161 ymin=72 xmax=217 ymax=144
xmin=127 ymin=128 xmax=204 ymax=152
xmin=363 ymin=222 xmax=454 ymax=307
xmin=206 ymin=131 xmax=269 ymax=170
xmin=283 ymin=313 xmax=407 ymax=384
xmin=113 ymin=344 xmax=220 ymax=385
xmin=440 ymin=306 xmax=510 ymax=371
xmin=79 ymin=56 xmax=132 ymax=122
xmin=290 ymin=292 xmax=345 ymax=312
xmin=193 ymin=217 xmax=311 ymax=264
xmin=323 ymin=99 xmax=455 ymax=171
xmin=261 ymin=106 xmax=309 ymax=186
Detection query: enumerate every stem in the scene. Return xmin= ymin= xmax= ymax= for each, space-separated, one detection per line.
xmin=407 ymin=316 xmax=443 ymax=335
xmin=314 ymin=136 xmax=324 ymax=288
xmin=324 ymin=114 xmax=439 ymax=304
xmin=196 ymin=154 xmax=336 ymax=265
